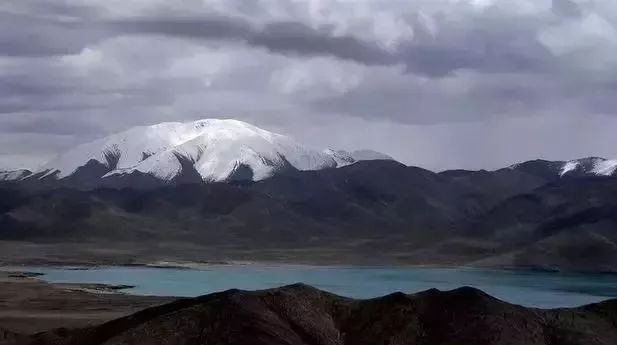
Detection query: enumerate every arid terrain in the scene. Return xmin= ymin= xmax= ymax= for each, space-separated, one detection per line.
xmin=0 ymin=270 xmax=174 ymax=342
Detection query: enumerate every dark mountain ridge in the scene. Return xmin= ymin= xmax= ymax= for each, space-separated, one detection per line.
xmin=1 ymin=160 xmax=617 ymax=271
xmin=3 ymin=154 xmax=616 ymax=191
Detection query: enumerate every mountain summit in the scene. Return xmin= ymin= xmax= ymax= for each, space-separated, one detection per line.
xmin=5 ymin=119 xmax=388 ymax=187
xmin=33 ymin=119 xmax=343 ymax=183
xmin=508 ymin=157 xmax=617 ymax=178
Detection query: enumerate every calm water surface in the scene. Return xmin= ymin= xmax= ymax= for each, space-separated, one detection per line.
xmin=20 ymin=265 xmax=617 ymax=308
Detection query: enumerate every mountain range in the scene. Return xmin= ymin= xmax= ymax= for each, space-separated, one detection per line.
xmin=1 ymin=119 xmax=615 ymax=189
xmin=1 ymin=119 xmax=616 ymax=272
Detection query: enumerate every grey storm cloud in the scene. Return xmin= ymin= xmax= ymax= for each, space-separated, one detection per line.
xmin=249 ymin=22 xmax=394 ymax=65
xmin=0 ymin=2 xmax=106 ymax=58
xmin=107 ymin=13 xmax=552 ymax=77
xmin=1 ymin=0 xmax=617 ymax=171
xmin=0 ymin=15 xmax=86 ymax=57
xmin=552 ymin=0 xmax=582 ymax=18
xmin=0 ymin=8 xmax=552 ymax=77
xmin=397 ymin=14 xmax=555 ymax=77
xmin=108 ymin=16 xmax=395 ymax=67
xmin=1 ymin=8 xmax=394 ymax=65
xmin=0 ymin=115 xmax=100 ymax=135
xmin=108 ymin=16 xmax=255 ymax=41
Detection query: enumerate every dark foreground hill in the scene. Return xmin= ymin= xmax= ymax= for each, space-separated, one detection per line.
xmin=17 ymin=284 xmax=617 ymax=345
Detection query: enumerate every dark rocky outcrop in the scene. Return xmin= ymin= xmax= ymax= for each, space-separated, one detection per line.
xmin=19 ymin=284 xmax=617 ymax=345
xmin=1 ymin=328 xmax=23 ymax=345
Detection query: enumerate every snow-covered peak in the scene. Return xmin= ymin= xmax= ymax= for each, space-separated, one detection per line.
xmin=38 ymin=121 xmax=212 ymax=179
xmin=590 ymin=159 xmax=617 ymax=176
xmin=0 ymin=169 xmax=31 ymax=181
xmin=37 ymin=119 xmax=346 ymax=183
xmin=559 ymin=161 xmax=580 ymax=177
xmin=508 ymin=157 xmax=617 ymax=178
xmin=559 ymin=157 xmax=617 ymax=177
xmin=324 ymin=149 xmax=356 ymax=167
xmin=323 ymin=149 xmax=394 ymax=167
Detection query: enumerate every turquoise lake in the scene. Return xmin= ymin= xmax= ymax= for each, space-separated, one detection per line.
xmin=20 ymin=265 xmax=617 ymax=309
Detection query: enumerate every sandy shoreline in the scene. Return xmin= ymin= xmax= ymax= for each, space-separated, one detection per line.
xmin=0 ymin=270 xmax=176 ymax=335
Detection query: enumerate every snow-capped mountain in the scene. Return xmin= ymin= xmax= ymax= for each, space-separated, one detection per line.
xmin=0 ymin=169 xmax=31 ymax=181
xmin=558 ymin=157 xmax=617 ymax=177
xmin=34 ymin=119 xmax=353 ymax=183
xmin=508 ymin=157 xmax=617 ymax=178
xmin=323 ymin=149 xmax=356 ymax=167
xmin=323 ymin=149 xmax=394 ymax=167
xmin=3 ymin=118 xmax=613 ymax=189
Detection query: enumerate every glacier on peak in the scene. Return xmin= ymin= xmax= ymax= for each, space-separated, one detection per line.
xmin=36 ymin=119 xmax=347 ymax=183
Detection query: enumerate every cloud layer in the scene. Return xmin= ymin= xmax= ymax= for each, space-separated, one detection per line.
xmin=1 ymin=0 xmax=617 ymax=170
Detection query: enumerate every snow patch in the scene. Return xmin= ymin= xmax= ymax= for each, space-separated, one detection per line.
xmin=0 ymin=169 xmax=31 ymax=181
xmin=559 ymin=161 xmax=580 ymax=176
xmin=560 ymin=158 xmax=617 ymax=177
xmin=591 ymin=159 xmax=617 ymax=176
xmin=324 ymin=149 xmax=356 ymax=167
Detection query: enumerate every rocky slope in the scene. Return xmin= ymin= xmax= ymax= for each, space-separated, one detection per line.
xmin=0 ymin=170 xmax=31 ymax=182
xmin=1 ymin=160 xmax=616 ymax=271
xmin=16 ymin=284 xmax=617 ymax=345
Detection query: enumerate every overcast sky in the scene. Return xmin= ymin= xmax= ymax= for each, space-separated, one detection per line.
xmin=1 ymin=0 xmax=617 ymax=171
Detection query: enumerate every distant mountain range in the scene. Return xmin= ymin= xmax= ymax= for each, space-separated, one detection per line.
xmin=1 ymin=119 xmax=616 ymax=189
xmin=1 ymin=119 xmax=615 ymax=190
xmin=0 ymin=119 xmax=616 ymax=272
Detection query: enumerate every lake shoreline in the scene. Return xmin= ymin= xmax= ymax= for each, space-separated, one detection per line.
xmin=4 ymin=263 xmax=617 ymax=310
xmin=0 ymin=270 xmax=176 ymax=336
xmin=3 ymin=240 xmax=617 ymax=275
xmin=5 ymin=259 xmax=616 ymax=276
xmin=2 ymin=264 xmax=617 ymax=341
